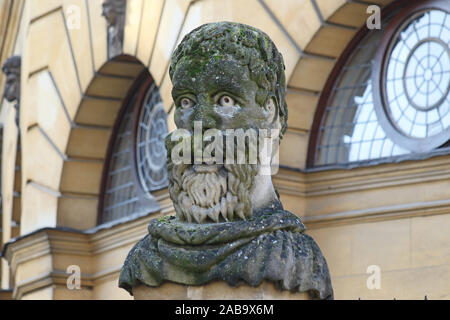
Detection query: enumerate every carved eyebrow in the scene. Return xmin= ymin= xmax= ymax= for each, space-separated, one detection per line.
xmin=172 ymin=81 xmax=246 ymax=101
xmin=172 ymin=84 xmax=194 ymax=98
xmin=172 ymin=67 xmax=252 ymax=101
xmin=210 ymin=80 xmax=248 ymax=100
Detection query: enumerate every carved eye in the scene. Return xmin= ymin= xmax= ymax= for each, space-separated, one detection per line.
xmin=218 ymin=95 xmax=235 ymax=107
xmin=180 ymin=98 xmax=194 ymax=109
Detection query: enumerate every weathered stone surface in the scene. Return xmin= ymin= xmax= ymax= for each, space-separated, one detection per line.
xmin=2 ymin=55 xmax=21 ymax=125
xmin=119 ymin=22 xmax=333 ymax=300
xmin=119 ymin=201 xmax=333 ymax=299
xmin=102 ymin=0 xmax=125 ymax=59
xmin=2 ymin=55 xmax=21 ymax=103
xmin=133 ymin=280 xmax=310 ymax=300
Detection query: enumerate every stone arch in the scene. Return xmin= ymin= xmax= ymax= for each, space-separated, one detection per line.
xmin=114 ymin=0 xmax=397 ymax=172
xmin=18 ymin=0 xmax=394 ymax=234
xmin=19 ymin=0 xmax=179 ymax=234
xmin=281 ymin=0 xmax=395 ymax=170
xmin=23 ymin=54 xmax=172 ymax=233
xmin=58 ymin=56 xmax=151 ymax=230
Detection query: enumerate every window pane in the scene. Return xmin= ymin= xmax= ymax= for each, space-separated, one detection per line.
xmin=313 ymin=7 xmax=450 ymax=167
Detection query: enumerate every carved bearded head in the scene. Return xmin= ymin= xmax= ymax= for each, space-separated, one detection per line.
xmin=102 ymin=0 xmax=125 ymax=26
xmin=2 ymin=56 xmax=21 ymax=103
xmin=166 ymin=22 xmax=288 ymax=224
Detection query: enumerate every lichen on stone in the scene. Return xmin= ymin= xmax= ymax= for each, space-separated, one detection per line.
xmin=169 ymin=21 xmax=288 ymax=137
xmin=118 ymin=21 xmax=334 ymax=300
xmin=119 ymin=201 xmax=333 ymax=299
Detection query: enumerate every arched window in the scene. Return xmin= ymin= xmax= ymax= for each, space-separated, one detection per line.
xmin=308 ymin=0 xmax=449 ymax=168
xmin=98 ymin=71 xmax=169 ymax=224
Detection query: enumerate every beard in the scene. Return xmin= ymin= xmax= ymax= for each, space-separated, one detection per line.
xmin=165 ymin=126 xmax=278 ymax=224
xmin=168 ymin=162 xmax=258 ymax=223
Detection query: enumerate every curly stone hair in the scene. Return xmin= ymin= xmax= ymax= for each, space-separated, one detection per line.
xmin=2 ymin=56 xmax=21 ymax=75
xmin=169 ymin=21 xmax=288 ymax=137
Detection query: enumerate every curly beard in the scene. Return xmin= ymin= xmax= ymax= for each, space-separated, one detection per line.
xmin=168 ymin=163 xmax=258 ymax=223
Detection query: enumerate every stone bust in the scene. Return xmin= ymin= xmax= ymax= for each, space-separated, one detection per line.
xmin=2 ymin=55 xmax=21 ymax=126
xmin=2 ymin=56 xmax=21 ymax=103
xmin=119 ymin=22 xmax=333 ymax=300
xmin=102 ymin=0 xmax=125 ymax=58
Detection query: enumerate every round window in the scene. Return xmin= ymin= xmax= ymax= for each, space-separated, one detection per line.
xmin=373 ymin=0 xmax=450 ymax=152
xmin=136 ymin=84 xmax=169 ymax=192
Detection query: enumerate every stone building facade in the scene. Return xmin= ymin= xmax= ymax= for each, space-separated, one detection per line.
xmin=0 ymin=0 xmax=449 ymax=299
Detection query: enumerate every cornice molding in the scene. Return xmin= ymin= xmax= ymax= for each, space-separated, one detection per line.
xmin=12 ymin=266 xmax=125 ymax=299
xmin=13 ymin=270 xmax=94 ymax=300
xmin=3 ymin=211 xmax=160 ymax=299
xmin=4 ymin=212 xmax=154 ymax=260
xmin=274 ymin=154 xmax=450 ymax=197
xmin=303 ymin=198 xmax=450 ymax=229
xmin=4 ymin=155 xmax=450 ymax=298
xmin=89 ymin=214 xmax=151 ymax=254
xmin=6 ymin=231 xmax=51 ymax=271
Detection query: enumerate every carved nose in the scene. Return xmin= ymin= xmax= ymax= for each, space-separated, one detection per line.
xmin=190 ymin=104 xmax=218 ymax=130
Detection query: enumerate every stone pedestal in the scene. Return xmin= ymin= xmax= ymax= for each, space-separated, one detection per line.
xmin=133 ymin=281 xmax=309 ymax=300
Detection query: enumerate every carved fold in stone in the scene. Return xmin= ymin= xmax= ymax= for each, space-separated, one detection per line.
xmin=102 ymin=0 xmax=126 ymax=59
xmin=119 ymin=204 xmax=334 ymax=299
xmin=2 ymin=56 xmax=21 ymax=126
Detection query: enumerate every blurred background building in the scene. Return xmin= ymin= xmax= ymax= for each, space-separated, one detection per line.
xmin=0 ymin=0 xmax=449 ymax=299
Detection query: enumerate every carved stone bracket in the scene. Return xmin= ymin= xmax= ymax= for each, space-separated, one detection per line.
xmin=102 ymin=0 xmax=126 ymax=59
xmin=2 ymin=55 xmax=21 ymax=126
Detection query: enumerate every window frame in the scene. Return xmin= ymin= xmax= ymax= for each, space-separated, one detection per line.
xmin=306 ymin=0 xmax=450 ymax=169
xmin=97 ymin=69 xmax=164 ymax=224
xmin=372 ymin=0 xmax=450 ymax=152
